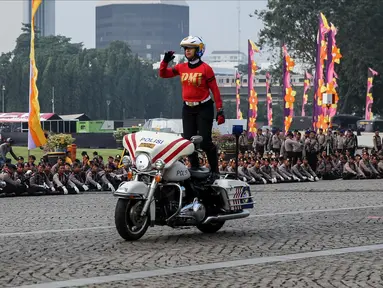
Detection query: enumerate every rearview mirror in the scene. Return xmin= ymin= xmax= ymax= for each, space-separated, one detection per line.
xmin=122 ymin=156 xmax=132 ymax=166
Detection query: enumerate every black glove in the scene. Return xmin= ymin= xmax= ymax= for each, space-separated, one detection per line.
xmin=163 ymin=51 xmax=175 ymax=63
xmin=216 ymin=109 xmax=225 ymax=125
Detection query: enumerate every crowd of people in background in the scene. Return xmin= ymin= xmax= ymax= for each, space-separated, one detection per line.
xmin=1 ymin=126 xmax=383 ymax=197
xmin=191 ymin=128 xmax=383 ymax=184
xmin=0 ymin=143 xmax=129 ymax=197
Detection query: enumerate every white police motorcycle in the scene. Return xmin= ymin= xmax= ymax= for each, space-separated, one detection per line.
xmin=114 ymin=119 xmax=254 ymax=241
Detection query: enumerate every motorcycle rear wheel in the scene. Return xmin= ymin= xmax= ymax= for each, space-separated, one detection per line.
xmin=197 ymin=221 xmax=225 ymax=233
xmin=115 ymin=199 xmax=149 ymax=241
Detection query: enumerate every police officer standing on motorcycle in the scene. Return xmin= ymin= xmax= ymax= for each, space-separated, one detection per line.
xmin=159 ymin=36 xmax=225 ymax=182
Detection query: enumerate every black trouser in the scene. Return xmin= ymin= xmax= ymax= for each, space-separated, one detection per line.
xmin=3 ymin=183 xmax=24 ymax=196
xmin=322 ymin=172 xmax=339 ymax=180
xmin=307 ymin=151 xmax=318 ymax=172
xmin=286 ymin=151 xmax=294 ymax=162
xmin=239 ymin=145 xmax=247 ymax=154
xmin=182 ymin=100 xmax=218 ymax=173
xmin=106 ymin=177 xmax=122 ymax=189
xmin=272 ymin=148 xmax=280 ymax=155
xmin=293 ymin=152 xmax=303 ymax=165
xmin=57 ymin=186 xmax=76 ymax=194
xmin=342 ymin=172 xmax=358 ymax=180
xmin=255 ymin=146 xmax=265 ymax=156
xmin=28 ymin=186 xmax=49 ymax=196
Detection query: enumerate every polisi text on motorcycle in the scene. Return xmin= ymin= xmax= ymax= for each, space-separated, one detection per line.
xmin=176 ymin=169 xmax=189 ymax=177
xmin=139 ymin=137 xmax=164 ymax=145
xmin=163 ymin=162 xmax=191 ymax=182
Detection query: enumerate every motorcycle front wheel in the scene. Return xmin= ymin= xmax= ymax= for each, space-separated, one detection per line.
xmin=115 ymin=199 xmax=149 ymax=241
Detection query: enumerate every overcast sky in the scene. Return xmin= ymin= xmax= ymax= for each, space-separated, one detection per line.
xmin=55 ymin=0 xmax=268 ymax=57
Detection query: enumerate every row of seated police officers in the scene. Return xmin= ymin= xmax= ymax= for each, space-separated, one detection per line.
xmin=0 ymin=155 xmax=128 ymax=197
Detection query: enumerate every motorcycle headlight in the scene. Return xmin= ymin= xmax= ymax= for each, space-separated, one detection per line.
xmin=154 ymin=159 xmax=165 ymax=170
xmin=135 ymin=153 xmax=151 ymax=171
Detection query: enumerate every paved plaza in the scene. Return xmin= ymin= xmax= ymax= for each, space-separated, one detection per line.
xmin=1 ymin=180 xmax=383 ymax=287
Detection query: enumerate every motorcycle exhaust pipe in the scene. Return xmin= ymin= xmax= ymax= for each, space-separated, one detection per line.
xmin=202 ymin=210 xmax=250 ymax=225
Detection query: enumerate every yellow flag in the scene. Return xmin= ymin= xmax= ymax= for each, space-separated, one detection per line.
xmin=249 ymin=39 xmax=260 ymax=53
xmin=28 ymin=0 xmax=47 ymax=149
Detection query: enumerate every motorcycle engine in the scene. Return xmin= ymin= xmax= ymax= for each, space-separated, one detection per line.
xmin=160 ymin=186 xmax=181 ymax=217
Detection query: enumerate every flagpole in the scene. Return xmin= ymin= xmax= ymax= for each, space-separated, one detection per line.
xmin=28 ymin=0 xmax=47 ymax=153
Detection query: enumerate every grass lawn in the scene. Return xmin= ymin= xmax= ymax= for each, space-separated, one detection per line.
xmin=11 ymin=146 xmax=124 ymax=163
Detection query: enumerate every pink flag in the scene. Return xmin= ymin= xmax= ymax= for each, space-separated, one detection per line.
xmin=283 ymin=45 xmax=296 ymax=133
xmin=302 ymin=71 xmax=312 ymax=116
xmin=247 ymin=39 xmax=259 ymax=138
xmin=326 ymin=24 xmax=342 ymax=125
xmin=369 ymin=68 xmax=379 ymax=76
xmin=266 ymin=72 xmax=273 ymax=126
xmin=365 ymin=67 xmax=379 ymax=120
xmin=235 ymin=70 xmax=242 ymax=119
xmin=312 ymin=13 xmax=330 ymax=130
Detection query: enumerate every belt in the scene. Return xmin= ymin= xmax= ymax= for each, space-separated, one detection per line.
xmin=184 ymin=96 xmax=211 ymax=107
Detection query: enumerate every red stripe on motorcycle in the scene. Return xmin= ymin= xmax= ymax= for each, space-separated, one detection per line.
xmin=152 ymin=138 xmax=185 ymax=162
xmin=164 ymin=141 xmax=192 ymax=163
xmin=131 ymin=132 xmax=137 ymax=150
xmin=125 ymin=134 xmax=135 ymax=161
xmin=123 ymin=135 xmax=131 ymax=155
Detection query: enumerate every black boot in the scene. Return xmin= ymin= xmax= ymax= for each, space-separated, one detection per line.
xmin=188 ymin=151 xmax=199 ymax=169
xmin=206 ymin=172 xmax=220 ymax=184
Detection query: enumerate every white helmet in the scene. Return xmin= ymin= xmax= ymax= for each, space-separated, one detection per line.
xmin=180 ymin=36 xmax=205 ymax=58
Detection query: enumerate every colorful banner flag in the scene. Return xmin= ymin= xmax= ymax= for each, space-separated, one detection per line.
xmin=235 ymin=71 xmax=243 ymax=119
xmin=323 ymin=24 xmax=342 ymax=129
xmin=266 ymin=72 xmax=273 ymax=126
xmin=302 ymin=72 xmax=312 ymax=116
xmin=365 ymin=67 xmax=379 ymax=120
xmin=28 ymin=0 xmax=47 ymax=150
xmin=312 ymin=13 xmax=330 ymax=130
xmin=247 ymin=39 xmax=259 ymax=138
xmin=282 ymin=45 xmax=296 ymax=133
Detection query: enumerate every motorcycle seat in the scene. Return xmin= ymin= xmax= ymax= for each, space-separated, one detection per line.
xmin=189 ymin=167 xmax=211 ymax=179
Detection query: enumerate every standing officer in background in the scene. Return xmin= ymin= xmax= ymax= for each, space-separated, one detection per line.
xmin=159 ymin=36 xmax=225 ymax=181
xmin=239 ymin=130 xmax=249 ymax=154
xmin=0 ymin=138 xmax=18 ymax=166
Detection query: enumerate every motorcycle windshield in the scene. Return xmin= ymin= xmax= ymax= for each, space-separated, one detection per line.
xmin=142 ymin=118 xmax=183 ymax=135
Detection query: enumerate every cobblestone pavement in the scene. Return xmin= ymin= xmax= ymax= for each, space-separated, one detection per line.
xmin=91 ymin=251 xmax=383 ymax=288
xmin=254 ymin=178 xmax=383 ymax=192
xmin=1 ymin=179 xmax=383 ymax=287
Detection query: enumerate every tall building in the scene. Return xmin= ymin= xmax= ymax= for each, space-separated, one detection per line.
xmin=96 ymin=0 xmax=189 ymax=61
xmin=23 ymin=0 xmax=55 ymax=37
xmin=0 ymin=1 xmax=24 ymax=53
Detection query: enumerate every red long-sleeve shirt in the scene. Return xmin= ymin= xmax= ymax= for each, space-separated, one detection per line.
xmin=159 ymin=61 xmax=223 ymax=110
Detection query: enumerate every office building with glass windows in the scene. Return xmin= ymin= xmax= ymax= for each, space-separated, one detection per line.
xmin=96 ymin=0 xmax=189 ymax=61
xmin=23 ymin=0 xmax=55 ymax=37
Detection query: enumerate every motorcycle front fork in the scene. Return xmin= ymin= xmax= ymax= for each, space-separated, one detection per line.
xmin=141 ymin=178 xmax=157 ymax=226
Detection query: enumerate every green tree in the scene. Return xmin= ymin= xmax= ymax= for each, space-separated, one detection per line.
xmin=0 ymin=26 xmax=185 ymax=120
